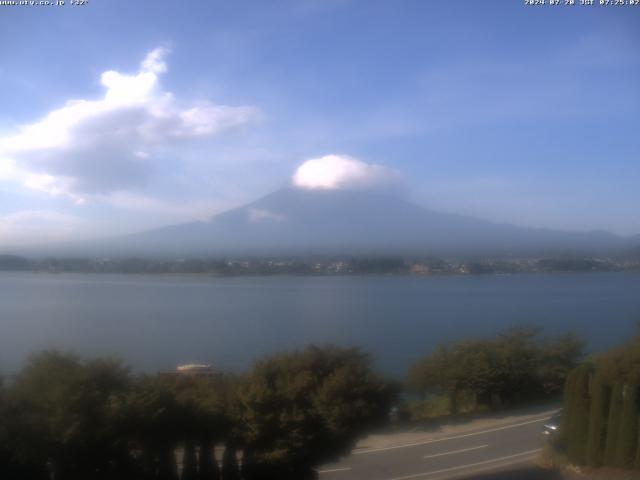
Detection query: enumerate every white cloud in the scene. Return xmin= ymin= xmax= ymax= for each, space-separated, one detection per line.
xmin=0 ymin=48 xmax=261 ymax=203
xmin=105 ymin=192 xmax=224 ymax=221
xmin=140 ymin=46 xmax=168 ymax=74
xmin=0 ymin=157 xmax=20 ymax=181
xmin=291 ymin=154 xmax=403 ymax=192
xmin=0 ymin=210 xmax=85 ymax=244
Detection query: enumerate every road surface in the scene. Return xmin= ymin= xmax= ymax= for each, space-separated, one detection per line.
xmin=317 ymin=410 xmax=556 ymax=480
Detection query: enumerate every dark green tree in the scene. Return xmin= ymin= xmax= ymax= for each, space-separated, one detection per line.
xmin=566 ymin=364 xmax=592 ymax=465
xmin=408 ymin=345 xmax=462 ymax=414
xmin=199 ymin=442 xmax=219 ymax=480
xmin=614 ymin=374 xmax=640 ymax=468
xmin=603 ymin=382 xmax=624 ymax=466
xmin=121 ymin=377 xmax=182 ymax=480
xmin=8 ymin=352 xmax=132 ymax=480
xmin=181 ymin=440 xmax=198 ymax=480
xmin=408 ymin=341 xmax=494 ymax=413
xmin=560 ymin=368 xmax=577 ymax=448
xmin=596 ymin=327 xmax=640 ymax=385
xmin=164 ymin=373 xmax=233 ymax=480
xmin=585 ymin=370 xmax=610 ymax=466
xmin=221 ymin=443 xmax=241 ymax=480
xmin=238 ymin=345 xmax=396 ymax=479
xmin=538 ymin=333 xmax=584 ymax=396
xmin=492 ymin=327 xmax=541 ymax=404
xmin=409 ymin=327 xmax=583 ymax=415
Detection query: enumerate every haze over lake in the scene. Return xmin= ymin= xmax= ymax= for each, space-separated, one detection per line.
xmin=1 ymin=272 xmax=639 ymax=377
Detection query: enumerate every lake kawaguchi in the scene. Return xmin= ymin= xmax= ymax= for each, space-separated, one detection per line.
xmin=1 ymin=271 xmax=639 ymax=377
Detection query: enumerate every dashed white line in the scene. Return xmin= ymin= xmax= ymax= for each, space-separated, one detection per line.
xmin=353 ymin=415 xmax=552 ymax=455
xmin=383 ymin=449 xmax=542 ymax=480
xmin=427 ymin=455 xmax=537 ymax=480
xmin=423 ymin=444 xmax=488 ymax=459
xmin=317 ymin=466 xmax=352 ymax=474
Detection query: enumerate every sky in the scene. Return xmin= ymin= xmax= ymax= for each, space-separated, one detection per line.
xmin=0 ymin=0 xmax=638 ymax=247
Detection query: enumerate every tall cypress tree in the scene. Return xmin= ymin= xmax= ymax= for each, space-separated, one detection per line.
xmin=567 ymin=365 xmax=592 ymax=465
xmin=157 ymin=446 xmax=179 ymax=480
xmin=560 ymin=369 xmax=578 ymax=449
xmin=199 ymin=439 xmax=220 ymax=480
xmin=221 ymin=442 xmax=241 ymax=480
xmin=586 ymin=370 xmax=611 ymax=467
xmin=181 ymin=440 xmax=198 ymax=480
xmin=604 ymin=382 xmax=624 ymax=466
xmin=615 ymin=375 xmax=640 ymax=468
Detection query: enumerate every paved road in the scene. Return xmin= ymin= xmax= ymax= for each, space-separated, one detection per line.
xmin=317 ymin=412 xmax=554 ymax=480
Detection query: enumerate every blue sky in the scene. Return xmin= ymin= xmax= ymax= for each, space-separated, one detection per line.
xmin=0 ymin=0 xmax=638 ymax=245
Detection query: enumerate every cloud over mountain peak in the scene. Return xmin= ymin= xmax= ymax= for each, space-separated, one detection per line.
xmin=291 ymin=154 xmax=403 ymax=194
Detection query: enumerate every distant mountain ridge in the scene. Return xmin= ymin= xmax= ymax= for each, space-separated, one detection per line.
xmin=99 ymin=188 xmax=637 ymax=256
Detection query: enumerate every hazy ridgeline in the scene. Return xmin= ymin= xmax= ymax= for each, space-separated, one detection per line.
xmin=0 ymin=328 xmax=584 ymax=480
xmin=4 ymin=190 xmax=640 ymax=261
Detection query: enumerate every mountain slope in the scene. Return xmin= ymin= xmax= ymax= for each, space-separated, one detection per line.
xmin=107 ymin=188 xmax=630 ymax=256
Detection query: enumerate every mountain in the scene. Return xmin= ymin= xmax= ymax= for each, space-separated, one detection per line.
xmin=97 ymin=188 xmax=632 ymax=257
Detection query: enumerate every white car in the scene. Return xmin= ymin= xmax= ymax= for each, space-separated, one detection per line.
xmin=543 ymin=413 xmax=561 ymax=436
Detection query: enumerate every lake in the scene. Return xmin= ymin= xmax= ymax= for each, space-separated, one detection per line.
xmin=1 ymin=272 xmax=639 ymax=377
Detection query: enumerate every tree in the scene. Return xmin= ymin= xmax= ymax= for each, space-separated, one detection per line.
xmin=163 ymin=373 xmax=231 ymax=480
xmin=585 ymin=370 xmax=610 ymax=467
xmin=8 ymin=351 xmax=132 ymax=480
xmin=408 ymin=341 xmax=495 ymax=413
xmin=538 ymin=333 xmax=584 ymax=396
xmin=181 ymin=440 xmax=198 ymax=480
xmin=237 ymin=345 xmax=396 ymax=479
xmin=614 ymin=374 xmax=640 ymax=468
xmin=603 ymin=382 xmax=624 ymax=466
xmin=408 ymin=327 xmax=582 ymax=414
xmin=596 ymin=328 xmax=640 ymax=385
xmin=560 ymin=368 xmax=577 ymax=449
xmin=221 ymin=443 xmax=241 ymax=480
xmin=491 ymin=327 xmax=541 ymax=405
xmin=408 ymin=345 xmax=465 ymax=414
xmin=120 ymin=377 xmax=183 ymax=480
xmin=566 ymin=364 xmax=592 ymax=465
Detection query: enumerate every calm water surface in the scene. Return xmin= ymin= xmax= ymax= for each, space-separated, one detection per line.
xmin=1 ymin=272 xmax=639 ymax=376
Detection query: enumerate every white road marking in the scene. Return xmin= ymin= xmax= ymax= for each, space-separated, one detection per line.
xmin=353 ymin=415 xmax=551 ymax=455
xmin=317 ymin=466 xmax=352 ymax=474
xmin=423 ymin=444 xmax=488 ymax=459
xmin=428 ymin=455 xmax=537 ymax=480
xmin=384 ymin=449 xmax=542 ymax=480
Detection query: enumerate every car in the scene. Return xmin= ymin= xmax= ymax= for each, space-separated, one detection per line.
xmin=543 ymin=412 xmax=562 ymax=437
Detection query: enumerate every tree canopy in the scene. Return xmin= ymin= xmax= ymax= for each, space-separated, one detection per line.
xmin=237 ymin=345 xmax=397 ymax=479
xmin=0 ymin=345 xmax=395 ymax=480
xmin=408 ymin=328 xmax=584 ymax=413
